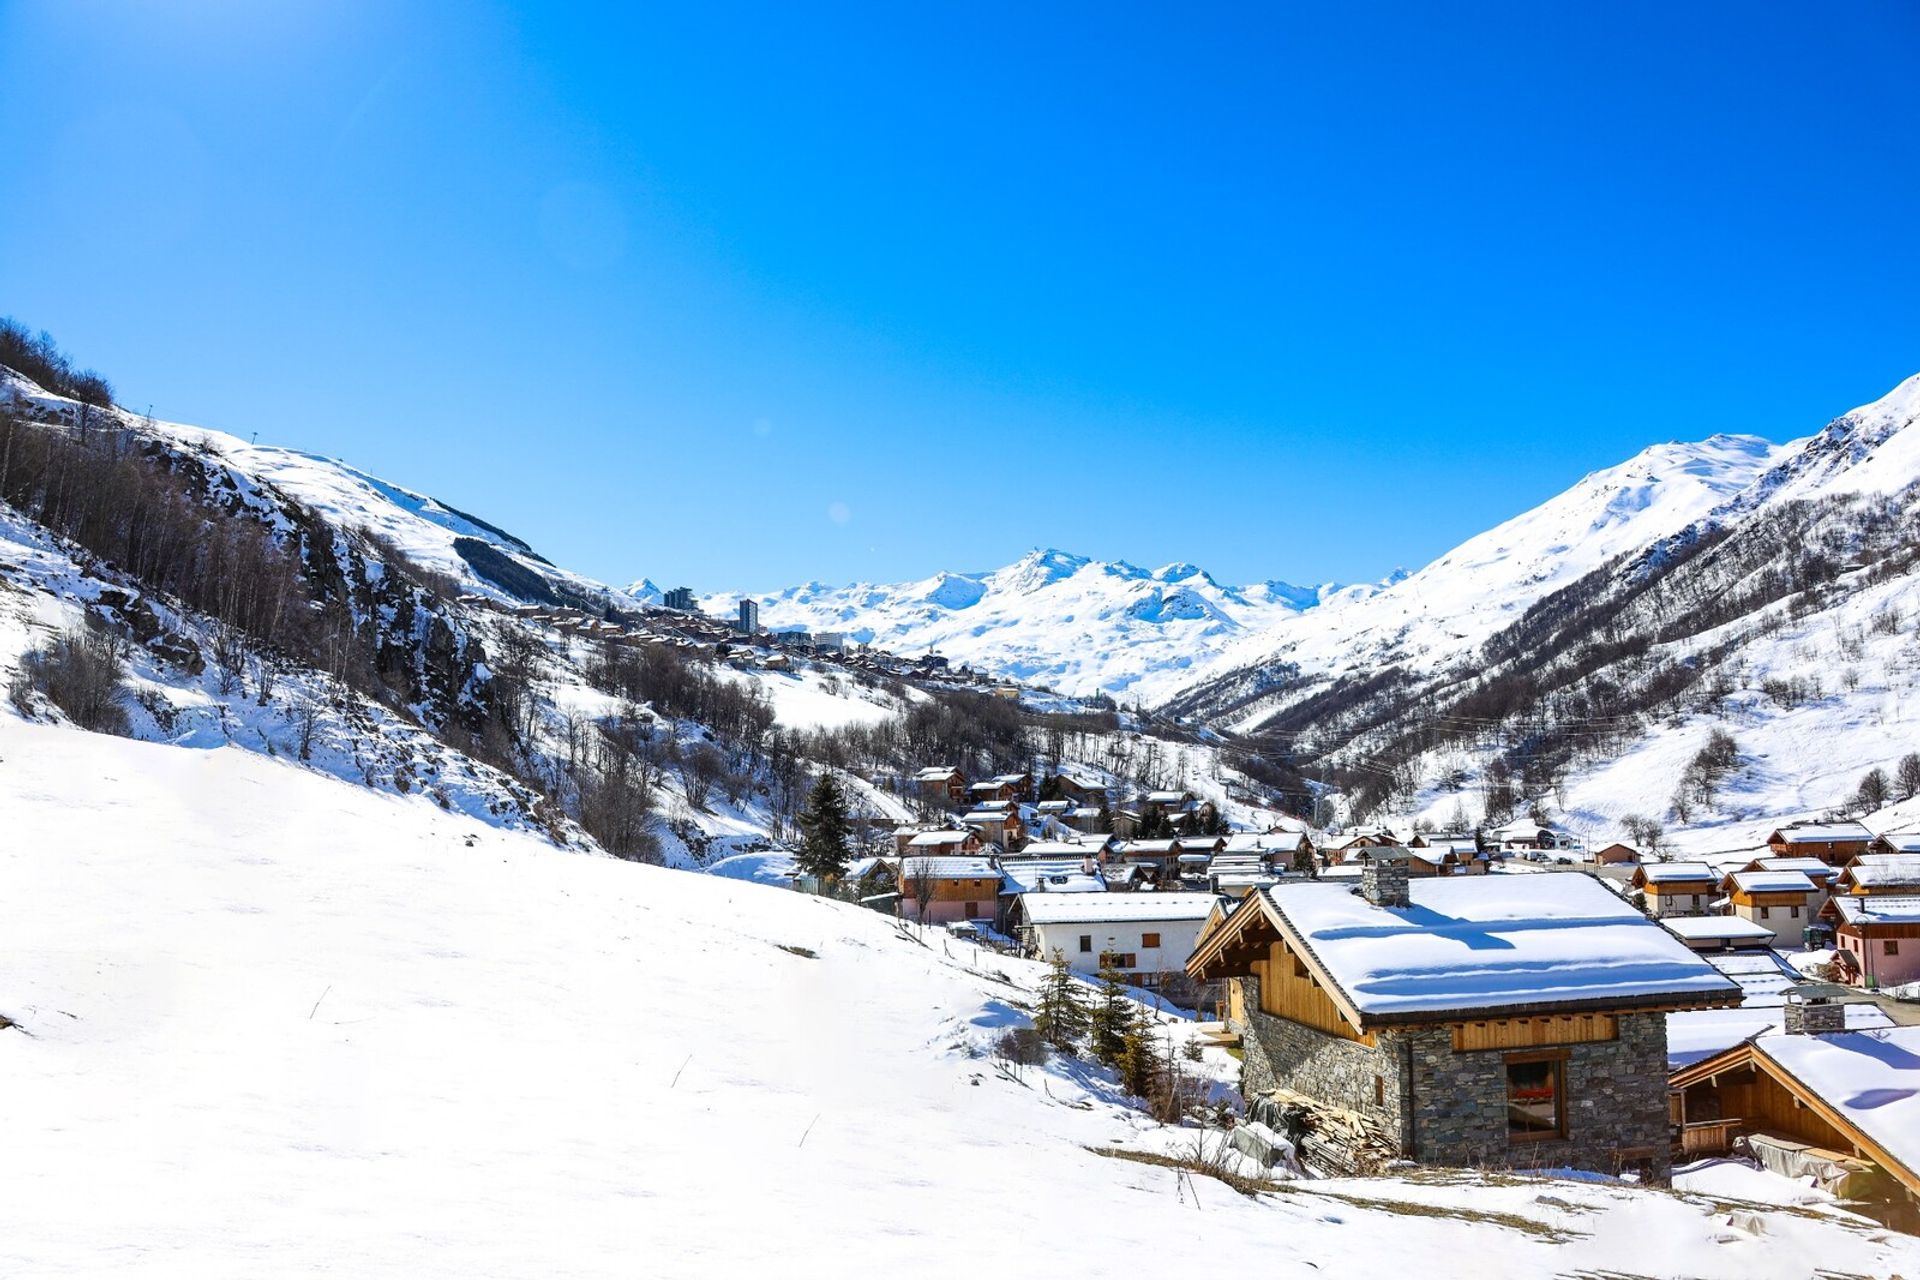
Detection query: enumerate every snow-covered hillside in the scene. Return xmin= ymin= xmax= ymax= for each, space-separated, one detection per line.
xmin=4 ymin=713 xmax=1910 ymax=1278
xmin=1168 ymin=432 xmax=1787 ymax=729
xmin=694 ymin=549 xmax=1324 ymax=703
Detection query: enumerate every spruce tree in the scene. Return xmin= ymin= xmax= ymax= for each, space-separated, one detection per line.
xmin=1032 ymin=950 xmax=1087 ymax=1052
xmin=1088 ymin=960 xmax=1135 ymax=1067
xmin=795 ymin=773 xmax=853 ymax=882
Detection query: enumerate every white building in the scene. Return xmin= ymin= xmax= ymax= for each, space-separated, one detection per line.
xmin=1019 ymin=891 xmax=1220 ymax=989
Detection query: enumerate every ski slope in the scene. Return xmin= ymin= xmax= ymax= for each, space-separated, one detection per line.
xmin=3 ymin=715 xmax=1912 ymax=1278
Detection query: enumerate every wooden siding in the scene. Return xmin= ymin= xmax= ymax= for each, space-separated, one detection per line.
xmin=1450 ymin=1013 xmax=1618 ymax=1053
xmin=1253 ymin=941 xmax=1371 ymax=1043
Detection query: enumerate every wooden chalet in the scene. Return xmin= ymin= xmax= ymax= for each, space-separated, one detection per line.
xmin=1833 ymin=852 xmax=1920 ymax=897
xmin=1765 ymin=820 xmax=1873 ymax=866
xmin=1592 ymin=842 xmax=1640 ymax=865
xmin=1670 ymin=997 xmax=1920 ymax=1228
xmin=1719 ymin=869 xmax=1822 ymax=947
xmin=1866 ymin=831 xmax=1920 ymax=858
xmin=1189 ymin=860 xmax=1739 ymax=1181
xmin=1629 ymin=861 xmax=1719 ymax=917
xmin=896 ymin=854 xmax=1002 ymax=925
xmin=912 ymin=766 xmax=968 ymax=808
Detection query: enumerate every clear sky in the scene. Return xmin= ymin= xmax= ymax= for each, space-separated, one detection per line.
xmin=2 ymin=2 xmax=1917 ymax=593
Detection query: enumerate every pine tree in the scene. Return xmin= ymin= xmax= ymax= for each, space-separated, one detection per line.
xmin=794 ymin=773 xmax=853 ymax=882
xmin=1087 ymin=960 xmax=1135 ymax=1067
xmin=1032 ymin=950 xmax=1087 ymax=1052
xmin=1116 ymin=1007 xmax=1160 ymax=1102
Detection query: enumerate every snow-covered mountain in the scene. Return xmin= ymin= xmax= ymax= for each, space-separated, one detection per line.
xmin=688 ymin=550 xmax=1327 ymax=703
xmin=699 ymin=432 xmax=1788 ymax=708
xmin=1169 ymin=431 xmax=1790 ymax=727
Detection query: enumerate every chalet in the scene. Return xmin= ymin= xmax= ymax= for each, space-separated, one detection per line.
xmin=1719 ymin=869 xmax=1822 ymax=947
xmin=897 ymin=855 xmax=1002 ymax=925
xmin=1630 ymin=861 xmax=1719 ymax=918
xmin=900 ymin=829 xmax=981 ymax=857
xmin=1021 ymin=891 xmax=1220 ymax=991
xmin=1765 ymin=820 xmax=1873 ymax=866
xmin=1208 ymin=854 xmax=1281 ymax=898
xmin=1833 ymin=853 xmax=1920 ymax=896
xmin=1061 ymin=805 xmax=1109 ymax=834
xmin=1188 ymin=862 xmax=1739 ymax=1181
xmin=913 ymin=766 xmax=968 ymax=808
xmin=1670 ymin=997 xmax=1920 ymax=1228
xmin=1324 ymin=829 xmax=1395 ymax=864
xmin=1111 ymin=838 xmax=1181 ymax=886
xmin=1866 ymin=831 xmax=1920 ymax=858
xmin=1593 ymin=842 xmax=1640 ymax=866
xmin=1491 ymin=820 xmax=1575 ymax=852
xmin=1747 ymin=855 xmax=1840 ymax=893
xmin=1819 ymin=894 xmax=1920 ymax=989
xmin=1142 ymin=789 xmax=1196 ymax=816
xmin=960 ymin=802 xmax=1026 ymax=850
xmin=1053 ymin=769 xmax=1109 ymax=806
xmin=1660 ymin=914 xmax=1777 ymax=953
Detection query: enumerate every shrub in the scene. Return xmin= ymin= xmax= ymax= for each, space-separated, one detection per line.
xmin=12 ymin=626 xmax=131 ymax=734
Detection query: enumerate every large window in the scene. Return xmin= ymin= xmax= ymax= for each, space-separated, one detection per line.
xmin=1142 ymin=932 xmax=1162 ymax=949
xmin=1506 ymin=1052 xmax=1566 ymax=1141
xmin=1100 ymin=952 xmax=1137 ymax=970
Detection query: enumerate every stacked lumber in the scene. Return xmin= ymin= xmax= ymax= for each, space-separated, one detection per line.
xmin=1250 ymin=1087 xmax=1399 ymax=1176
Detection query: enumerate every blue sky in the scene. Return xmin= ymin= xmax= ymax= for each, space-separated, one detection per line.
xmin=2 ymin=2 xmax=1916 ymax=592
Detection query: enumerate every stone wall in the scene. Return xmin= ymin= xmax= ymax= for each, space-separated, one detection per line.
xmin=1238 ymin=975 xmax=1405 ymax=1139
xmin=1239 ymin=988 xmax=1676 ymax=1183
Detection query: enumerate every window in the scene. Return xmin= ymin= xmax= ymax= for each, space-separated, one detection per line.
xmin=964 ymin=901 xmax=979 ymax=919
xmin=1142 ymin=932 xmax=1162 ymax=949
xmin=1888 ymin=940 xmax=1901 ymax=956
xmin=1790 ymin=905 xmax=1801 ymax=919
xmin=1100 ymin=952 xmax=1137 ymax=970
xmin=1505 ymin=1052 xmax=1566 ymax=1141
xmin=1761 ymin=906 xmax=1771 ymax=919
xmin=1078 ymin=934 xmax=1092 ymax=953
xmin=1374 ymin=1075 xmax=1385 ymax=1107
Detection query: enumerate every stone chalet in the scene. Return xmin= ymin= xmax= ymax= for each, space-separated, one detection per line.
xmin=1187 ymin=858 xmax=1739 ymax=1181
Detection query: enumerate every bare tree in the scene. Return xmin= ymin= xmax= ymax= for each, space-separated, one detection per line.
xmin=1897 ymin=752 xmax=1920 ymax=803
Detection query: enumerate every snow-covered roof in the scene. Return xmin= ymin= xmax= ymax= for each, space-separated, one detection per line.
xmin=999 ymin=858 xmax=1104 ymax=894
xmin=1828 ymin=895 xmax=1920 ymax=926
xmin=906 ymin=831 xmax=974 ymax=848
xmin=1840 ymin=854 xmax=1920 ymax=889
xmin=1020 ymin=891 xmax=1220 ymax=926
xmin=1661 ymin=915 xmax=1775 ymax=943
xmin=1771 ymin=821 xmax=1872 ymax=843
xmin=1175 ymin=836 xmax=1223 ymax=851
xmin=1666 ymin=1003 xmax=1895 ymax=1070
xmin=1018 ymin=840 xmax=1104 ymax=857
xmin=1871 ymin=832 xmax=1920 ymax=853
xmin=1115 ymin=839 xmax=1179 ymax=856
xmin=1635 ymin=861 xmax=1717 ymax=884
xmin=1145 ymin=790 xmax=1193 ymax=804
xmin=899 ymin=856 xmax=998 ymax=879
xmin=1212 ymin=875 xmax=1738 ymax=1021
xmin=1725 ymin=870 xmax=1820 ymax=895
xmin=1753 ymin=1028 xmax=1920 ymax=1188
xmin=1752 ymin=856 xmax=1838 ymax=880
xmin=914 ymin=766 xmax=960 ymax=781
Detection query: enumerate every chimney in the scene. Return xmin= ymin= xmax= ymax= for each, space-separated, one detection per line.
xmin=1784 ymin=985 xmax=1847 ymax=1036
xmin=1360 ymin=851 xmax=1412 ymax=909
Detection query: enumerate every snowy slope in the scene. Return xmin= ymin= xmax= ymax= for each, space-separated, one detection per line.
xmin=4 ymin=713 xmax=1911 ymax=1278
xmin=1172 ymin=432 xmax=1788 ymax=729
xmin=694 ymin=549 xmax=1324 ymax=702
xmin=2 ymin=367 xmax=639 ymax=613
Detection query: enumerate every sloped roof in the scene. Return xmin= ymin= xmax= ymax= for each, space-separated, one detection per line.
xmin=1021 ymin=891 xmax=1221 ymax=926
xmin=1840 ymin=854 xmax=1920 ymax=890
xmin=1661 ymin=915 xmax=1775 ymax=943
xmin=1750 ymin=1028 xmax=1920 ymax=1190
xmin=1871 ymin=832 xmax=1920 ymax=853
xmin=1634 ymin=861 xmax=1717 ymax=884
xmin=899 ymin=855 xmax=998 ymax=879
xmin=1827 ymin=895 xmax=1920 ymax=926
xmin=1725 ymin=870 xmax=1820 ymax=895
xmin=1752 ymin=856 xmax=1839 ymax=880
xmin=1770 ymin=821 xmax=1873 ymax=843
xmin=1193 ymin=875 xmax=1739 ymax=1024
xmin=906 ymin=830 xmax=974 ymax=848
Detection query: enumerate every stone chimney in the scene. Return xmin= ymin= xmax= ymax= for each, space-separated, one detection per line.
xmin=1784 ymin=986 xmax=1847 ymax=1036
xmin=1360 ymin=852 xmax=1412 ymax=909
